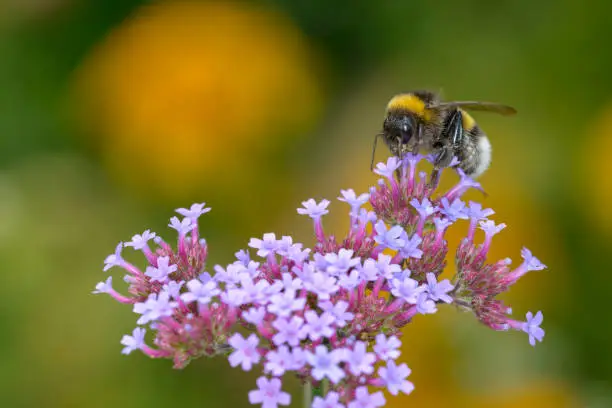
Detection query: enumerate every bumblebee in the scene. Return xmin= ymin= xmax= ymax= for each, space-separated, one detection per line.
xmin=373 ymin=90 xmax=516 ymax=178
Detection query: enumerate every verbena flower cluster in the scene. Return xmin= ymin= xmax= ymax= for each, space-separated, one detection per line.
xmin=94 ymin=154 xmax=546 ymax=408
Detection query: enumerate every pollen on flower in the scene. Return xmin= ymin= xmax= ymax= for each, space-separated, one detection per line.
xmin=94 ymin=153 xmax=547 ymax=406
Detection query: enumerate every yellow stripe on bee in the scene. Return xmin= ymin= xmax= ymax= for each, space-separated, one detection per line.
xmin=461 ymin=110 xmax=476 ymax=131
xmin=387 ymin=94 xmax=432 ymax=121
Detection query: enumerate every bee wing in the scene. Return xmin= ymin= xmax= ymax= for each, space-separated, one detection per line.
xmin=430 ymin=101 xmax=517 ymax=115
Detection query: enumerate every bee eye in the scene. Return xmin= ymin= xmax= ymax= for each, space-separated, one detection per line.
xmin=399 ymin=116 xmax=413 ymax=144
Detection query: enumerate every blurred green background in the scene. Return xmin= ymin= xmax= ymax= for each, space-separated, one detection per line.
xmin=1 ymin=0 xmax=610 ymax=407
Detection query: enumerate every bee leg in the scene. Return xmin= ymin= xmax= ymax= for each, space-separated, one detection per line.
xmin=411 ymin=122 xmax=423 ymax=155
xmin=433 ymin=143 xmax=454 ymax=169
xmin=429 ymin=168 xmax=442 ymax=189
xmin=397 ymin=137 xmax=404 ymax=163
xmin=370 ymin=133 xmax=383 ymax=171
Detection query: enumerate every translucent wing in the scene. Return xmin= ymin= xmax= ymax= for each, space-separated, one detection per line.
xmin=430 ymin=101 xmax=517 ymax=115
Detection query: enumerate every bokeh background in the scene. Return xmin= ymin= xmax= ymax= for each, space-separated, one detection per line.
xmin=1 ymin=0 xmax=610 ymax=407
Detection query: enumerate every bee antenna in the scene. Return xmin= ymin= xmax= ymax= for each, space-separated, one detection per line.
xmin=370 ymin=133 xmax=384 ymax=171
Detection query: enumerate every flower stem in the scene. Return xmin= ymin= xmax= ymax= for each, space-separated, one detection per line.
xmin=303 ymin=382 xmax=312 ymax=408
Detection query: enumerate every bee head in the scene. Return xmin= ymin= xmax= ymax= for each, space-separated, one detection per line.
xmin=384 ymin=114 xmax=416 ymax=144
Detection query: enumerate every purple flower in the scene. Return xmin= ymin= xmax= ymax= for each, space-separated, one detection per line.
xmin=125 ymin=230 xmax=156 ymax=250
xmin=390 ymin=276 xmax=424 ymax=304
xmin=249 ymin=233 xmax=279 ymax=258
xmin=272 ymin=316 xmax=305 ymax=346
xmin=243 ymin=306 xmax=267 ymax=326
xmin=240 ymin=277 xmax=271 ymax=304
xmin=445 ymin=168 xmax=483 ymax=200
xmin=410 ymin=197 xmax=437 ymax=219
xmin=316 ymin=252 xmax=336 ymax=269
xmin=359 ymin=258 xmax=380 ymax=281
xmin=282 ymin=244 xmax=311 ymax=263
xmin=280 ymin=273 xmax=303 ymax=292
xmin=133 ymin=292 xmax=178 ymax=325
xmin=120 ymin=327 xmax=146 ymax=355
xmin=221 ymin=288 xmax=247 ymax=307
xmin=374 ymin=333 xmax=401 ymax=361
xmin=378 ymin=360 xmax=414 ymax=396
xmin=357 ymin=208 xmax=377 ymax=226
xmin=416 ymin=292 xmax=437 ymax=314
xmin=180 ymin=278 xmax=219 ymax=304
xmin=439 ymin=198 xmax=468 ymax=222
xmin=144 ymin=256 xmax=177 ymax=283
xmin=307 ymin=345 xmax=346 ymax=384
xmin=338 ymin=270 xmax=362 ymax=289
xmin=268 ymin=290 xmax=306 ymax=317
xmin=374 ymin=221 xmax=406 ymax=250
xmin=303 ymin=272 xmax=339 ymax=300
xmin=479 ymin=220 xmax=506 ymax=238
xmin=176 ymin=202 xmax=211 ymax=221
xmin=312 ymin=391 xmax=344 ymax=408
xmin=338 ymin=189 xmax=370 ymax=214
xmin=103 ymin=243 xmax=124 ymax=271
xmin=214 ymin=263 xmax=249 ymax=286
xmin=297 ymin=198 xmax=330 ymax=219
xmin=168 ymin=216 xmax=195 ymax=236
xmin=228 ymin=333 xmax=261 ymax=371
xmin=374 ymin=254 xmax=402 ymax=279
xmin=346 ymin=341 xmax=376 ymax=376
xmin=398 ymin=234 xmax=423 ymax=260
xmin=403 ymin=152 xmax=424 ymax=170
xmin=325 ymin=249 xmax=360 ymax=276
xmin=373 ymin=157 xmax=400 ymax=179
xmin=522 ymin=311 xmax=545 ymax=346
xmin=433 ymin=217 xmax=453 ymax=234
xmin=265 ymin=345 xmax=293 ymax=376
xmin=302 ymin=310 xmax=335 ymax=341
xmin=521 ymin=247 xmax=547 ymax=271
xmin=235 ymin=249 xmax=251 ymax=265
xmin=347 ymin=387 xmax=385 ymax=408
xmin=93 ymin=276 xmax=113 ymax=294
xmin=162 ymin=280 xmax=184 ymax=299
xmin=424 ymin=272 xmax=454 ymax=303
xmin=248 ymin=377 xmax=291 ymax=408
xmin=288 ymin=347 xmax=307 ymax=371
xmin=319 ymin=300 xmax=354 ymax=327
xmin=465 ymin=201 xmax=494 ymax=221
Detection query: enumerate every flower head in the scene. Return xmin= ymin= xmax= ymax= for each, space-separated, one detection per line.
xmin=95 ymin=153 xmax=547 ymax=407
xmin=313 ymin=392 xmax=344 ymax=408
xmin=144 ymin=256 xmax=177 ymax=283
xmin=307 ymin=345 xmax=346 ymax=384
xmin=297 ymin=198 xmax=330 ymax=219
xmin=92 ymin=276 xmax=113 ymax=294
xmin=103 ymin=243 xmax=124 ymax=271
xmin=378 ymin=360 xmax=414 ymax=396
xmin=120 ymin=327 xmax=147 ymax=355
xmin=424 ymin=272 xmax=454 ymax=303
xmin=168 ymin=216 xmax=195 ymax=236
xmin=522 ymin=311 xmax=545 ymax=346
xmin=248 ymin=377 xmax=290 ymax=408
xmin=228 ymin=333 xmax=261 ymax=371
xmin=125 ymin=230 xmax=156 ymax=250
xmin=339 ymin=189 xmax=370 ymax=215
xmin=176 ymin=203 xmax=211 ymax=221
xmin=249 ymin=233 xmax=279 ymax=258
xmin=374 ymin=156 xmax=400 ymax=179
xmin=374 ymin=221 xmax=405 ymax=250
xmin=348 ymin=387 xmax=385 ymax=408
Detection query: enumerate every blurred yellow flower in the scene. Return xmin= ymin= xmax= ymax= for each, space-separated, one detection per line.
xmin=578 ymin=102 xmax=612 ymax=235
xmin=71 ymin=0 xmax=324 ymax=200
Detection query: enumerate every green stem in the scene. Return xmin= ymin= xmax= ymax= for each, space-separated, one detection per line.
xmin=303 ymin=382 xmax=312 ymax=408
